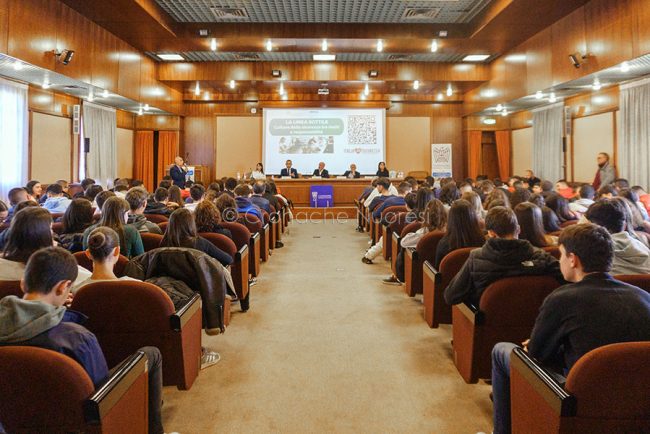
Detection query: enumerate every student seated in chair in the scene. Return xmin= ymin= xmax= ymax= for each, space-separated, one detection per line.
xmin=234 ymin=184 xmax=263 ymax=222
xmin=0 ymin=247 xmax=165 ymax=434
xmin=126 ymin=188 xmax=163 ymax=234
xmin=490 ymin=223 xmax=650 ymax=434
xmin=42 ymin=183 xmax=72 ymax=214
xmin=444 ymin=206 xmax=559 ymax=307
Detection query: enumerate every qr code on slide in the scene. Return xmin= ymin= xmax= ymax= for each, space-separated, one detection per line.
xmin=348 ymin=115 xmax=377 ymax=145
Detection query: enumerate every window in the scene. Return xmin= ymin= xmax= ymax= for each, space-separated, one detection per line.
xmin=0 ymin=78 xmax=28 ymax=202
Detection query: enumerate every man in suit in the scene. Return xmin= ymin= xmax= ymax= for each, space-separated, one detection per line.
xmin=312 ymin=162 xmax=329 ymax=178
xmin=343 ymin=163 xmax=361 ymax=179
xmin=170 ymin=156 xmax=188 ymax=188
xmin=280 ymin=160 xmax=299 ymax=178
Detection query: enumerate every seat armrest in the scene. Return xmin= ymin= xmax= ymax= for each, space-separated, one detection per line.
xmin=250 ymin=232 xmax=261 ymax=242
xmin=84 ymin=351 xmax=148 ymax=424
xmin=170 ymin=293 xmax=202 ymax=331
xmin=235 ymin=243 xmax=249 ymax=260
xmin=406 ymin=247 xmax=418 ymax=261
xmin=511 ymin=347 xmax=576 ymax=417
xmin=423 ymin=260 xmax=441 ymax=283
xmin=456 ymin=302 xmax=482 ymax=325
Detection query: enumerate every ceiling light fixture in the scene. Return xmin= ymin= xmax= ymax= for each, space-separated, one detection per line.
xmin=413 ymin=80 xmax=420 ymax=90
xmin=313 ymin=54 xmax=335 ymax=61
xmin=87 ymin=90 xmax=94 ymax=102
xmin=496 ymin=104 xmax=503 ymax=112
xmin=42 ymin=81 xmax=50 ymax=89
xmin=13 ymin=61 xmax=23 ymax=71
xmin=431 ymin=40 xmax=438 ymax=52
xmin=592 ymin=78 xmax=602 ymax=91
xmin=157 ymin=53 xmax=184 ymax=61
xmin=266 ymin=39 xmax=273 ymax=51
xmin=321 ymin=39 xmax=328 ymax=52
xmin=229 ymin=80 xmax=236 ymax=89
xmin=549 ymin=92 xmax=557 ymax=103
xmin=210 ymin=38 xmax=217 ymax=51
xmin=463 ymin=54 xmax=490 ymax=62
xmin=364 ymin=83 xmax=370 ymax=96
xmin=137 ymin=106 xmax=144 ymax=116
xmin=483 ymin=118 xmax=496 ymax=125
xmin=376 ymin=39 xmax=383 ymax=52
xmin=446 ymin=84 xmax=453 ymax=97
xmin=535 ymin=91 xmax=543 ymax=99
xmin=501 ymin=109 xmax=509 ymax=117
xmin=144 ymin=104 xmax=149 ymax=111
xmin=620 ymin=61 xmax=630 ymax=73
xmin=194 ymin=81 xmax=200 ymax=96
xmin=102 ymin=89 xmax=109 ymax=98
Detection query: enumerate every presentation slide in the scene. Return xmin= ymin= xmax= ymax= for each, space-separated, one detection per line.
xmin=263 ymin=108 xmax=386 ymax=175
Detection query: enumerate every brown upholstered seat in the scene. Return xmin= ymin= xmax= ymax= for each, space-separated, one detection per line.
xmin=200 ymin=230 xmax=250 ymax=311
xmin=145 ymin=214 xmax=169 ymax=224
xmin=237 ymin=213 xmax=264 ymax=272
xmin=0 ymin=280 xmax=22 ymax=299
xmin=452 ymin=275 xmax=561 ymax=383
xmin=377 ymin=206 xmax=406 ymax=256
xmin=73 ymin=251 xmax=130 ymax=277
xmin=560 ymin=219 xmax=578 ymax=228
xmin=384 ymin=212 xmax=410 ymax=260
xmin=0 ymin=346 xmax=148 ymax=433
xmin=157 ymin=221 xmax=168 ymax=232
xmin=511 ymin=342 xmax=650 ymax=433
xmin=141 ymin=232 xmax=163 ymax=252
xmin=391 ymin=221 xmax=422 ymax=277
xmin=542 ymin=245 xmax=560 ymax=259
xmin=71 ymin=280 xmax=202 ymax=390
xmin=422 ymin=247 xmax=474 ymax=328
xmin=51 ymin=221 xmax=64 ymax=235
xmin=404 ymin=230 xmax=444 ymax=297
xmin=614 ymin=274 xmax=650 ymax=293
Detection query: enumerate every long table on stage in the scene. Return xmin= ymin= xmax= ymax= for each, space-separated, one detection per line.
xmin=273 ymin=178 xmax=373 ymax=207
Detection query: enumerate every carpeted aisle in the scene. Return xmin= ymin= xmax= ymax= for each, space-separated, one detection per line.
xmin=162 ymin=219 xmax=492 ymax=433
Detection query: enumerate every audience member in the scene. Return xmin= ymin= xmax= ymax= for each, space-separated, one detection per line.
xmin=444 ymin=206 xmax=559 ymax=306
xmin=366 ymin=178 xmax=396 ymax=213
xmin=434 ymin=199 xmax=485 ymax=269
xmin=461 ymin=191 xmax=486 ymax=222
xmin=597 ymin=184 xmax=617 ymax=199
xmin=194 ymin=200 xmax=233 ymax=239
xmin=509 ymin=187 xmax=531 ymax=209
xmin=554 ymin=180 xmax=575 ymax=200
xmin=125 ymin=188 xmax=163 ymax=234
xmin=168 ymin=185 xmax=184 ymax=208
xmin=485 ymin=188 xmax=511 ymax=209
xmin=80 ymin=178 xmax=96 ymax=191
xmin=545 ymin=193 xmax=578 ymax=222
xmin=372 ymin=181 xmax=411 ymax=219
xmin=234 ymin=184 xmax=263 ymax=221
xmin=0 ymin=207 xmax=90 ymax=284
xmin=7 ymin=187 xmax=28 ymax=218
xmin=215 ymin=193 xmax=238 ymax=222
xmin=439 ymin=182 xmax=461 ymax=209
xmin=160 ymin=208 xmax=233 ymax=267
xmin=250 ymin=182 xmax=272 ymax=214
xmin=184 ymin=184 xmax=206 ymax=213
xmin=584 ymin=199 xmax=650 ymax=274
xmin=82 ymin=197 xmax=144 ymax=259
xmin=58 ymin=199 xmax=94 ymax=253
xmin=523 ymin=170 xmax=541 ymax=190
xmin=94 ymin=190 xmax=116 ymax=214
xmin=0 ymin=201 xmax=7 ymax=224
xmin=25 ymin=180 xmax=43 ymax=202
xmin=514 ymin=202 xmax=557 ymax=248
xmin=144 ymin=188 xmax=174 ymax=216
xmin=569 ymin=184 xmax=595 ymax=214
xmin=41 ymin=184 xmax=71 ymax=214
xmin=491 ymin=223 xmax=650 ymax=434
xmin=85 ymin=184 xmax=103 ymax=205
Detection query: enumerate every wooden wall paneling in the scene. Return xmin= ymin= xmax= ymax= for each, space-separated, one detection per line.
xmin=7 ymin=0 xmax=59 ymax=69
xmin=134 ymin=115 xmax=181 ymax=130
xmin=184 ymin=117 xmax=215 ymax=181
xmin=117 ymin=40 xmax=142 ymax=101
xmin=0 ymin=0 xmax=8 ymax=53
xmin=550 ymin=7 xmax=587 ymax=85
xmin=53 ymin=92 xmax=78 ymax=117
xmin=90 ymin=25 xmax=120 ymax=93
xmin=565 ymin=86 xmax=619 ymax=118
xmin=502 ymin=49 xmax=528 ymax=102
xmin=116 ymin=109 xmax=135 ymax=129
xmin=28 ymin=86 xmax=55 ymax=114
xmin=138 ymin=56 xmax=157 ymax=106
xmin=55 ymin=4 xmax=94 ymax=83
xmin=432 ymin=116 xmax=465 ymax=179
xmin=636 ymin=0 xmax=650 ymax=56
xmin=584 ymin=0 xmax=636 ymax=71
xmin=525 ymin=28 xmax=553 ymax=95
xmin=509 ymin=111 xmax=533 ymax=130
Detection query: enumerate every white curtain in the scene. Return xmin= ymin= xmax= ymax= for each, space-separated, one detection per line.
xmin=532 ymin=103 xmax=564 ymax=182
xmin=0 ymin=79 xmax=28 ymax=202
xmin=82 ymin=102 xmax=117 ymax=187
xmin=619 ymin=78 xmax=650 ymax=189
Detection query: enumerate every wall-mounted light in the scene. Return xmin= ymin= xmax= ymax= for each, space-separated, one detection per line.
xmin=321 ymin=39 xmax=328 ymax=51
xmin=413 ymin=80 xmax=420 ymax=90
xmin=431 ymin=40 xmax=438 ymax=52
xmin=376 ymin=39 xmax=383 ymax=52
xmin=535 ymin=91 xmax=543 ymax=99
xmin=446 ymin=84 xmax=453 ymax=97
xmin=229 ymin=80 xmax=236 ymax=89
xmin=549 ymin=92 xmax=557 ymax=103
xmin=592 ymin=78 xmax=602 ymax=91
xmin=266 ymin=39 xmax=273 ymax=51
xmin=210 ymin=38 xmax=217 ymax=51
xmin=194 ymin=81 xmax=200 ymax=96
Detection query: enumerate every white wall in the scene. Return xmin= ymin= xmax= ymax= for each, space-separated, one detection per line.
xmin=511 ymin=127 xmax=533 ymax=177
xmin=572 ymin=112 xmax=615 ymax=182
xmin=31 ymin=112 xmax=72 ymax=182
xmin=116 ymin=128 xmax=134 ymax=178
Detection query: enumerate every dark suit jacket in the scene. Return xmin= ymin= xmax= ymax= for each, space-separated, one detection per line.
xmin=170 ymin=165 xmax=187 ymax=187
xmin=280 ymin=168 xmax=298 ymax=178
xmin=312 ymin=169 xmax=330 ymax=178
xmin=343 ymin=170 xmax=361 ymax=179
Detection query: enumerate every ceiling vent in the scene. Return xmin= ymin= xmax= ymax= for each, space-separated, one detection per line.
xmin=210 ymin=7 xmax=249 ymax=20
xmin=235 ymin=53 xmax=261 ymax=61
xmin=388 ymin=54 xmax=410 ymax=61
xmin=401 ymin=7 xmax=441 ymax=20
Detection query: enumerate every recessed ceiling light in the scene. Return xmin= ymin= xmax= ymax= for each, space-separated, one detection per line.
xmin=483 ymin=118 xmax=496 ymax=125
xmin=549 ymin=92 xmax=557 ymax=103
xmin=42 ymin=81 xmax=50 ymax=90
xmin=620 ymin=61 xmax=630 ymax=73
xmin=157 ymin=53 xmax=184 ymax=61
xmin=271 ymin=69 xmax=282 ymax=77
xmin=87 ymin=90 xmax=94 ymax=102
xmin=313 ymin=54 xmax=335 ymax=61
xmin=194 ymin=81 xmax=200 ymax=96
xmin=13 ymin=61 xmax=23 ymax=71
xmin=229 ymin=80 xmax=236 ymax=89
xmin=266 ymin=39 xmax=273 ymax=51
xmin=210 ymin=38 xmax=217 ymax=51
xmin=321 ymin=39 xmax=328 ymax=52
xmin=431 ymin=40 xmax=438 ymax=52
xmin=592 ymin=78 xmax=602 ymax=91
xmin=496 ymin=104 xmax=503 ymax=112
xmin=376 ymin=39 xmax=383 ymax=52
xmin=137 ymin=106 xmax=143 ymax=115
xmin=535 ymin=91 xmax=543 ymax=99
xmin=501 ymin=109 xmax=508 ymax=117
xmin=102 ymin=89 xmax=109 ymax=98
xmin=413 ymin=80 xmax=420 ymax=90
xmin=463 ymin=54 xmax=490 ymax=62
xmin=144 ymin=104 xmax=150 ymax=111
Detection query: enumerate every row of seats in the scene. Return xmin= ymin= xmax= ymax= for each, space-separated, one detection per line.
xmin=356 ymin=199 xmax=650 ymax=433
xmin=0 ymin=199 xmax=292 ymax=433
